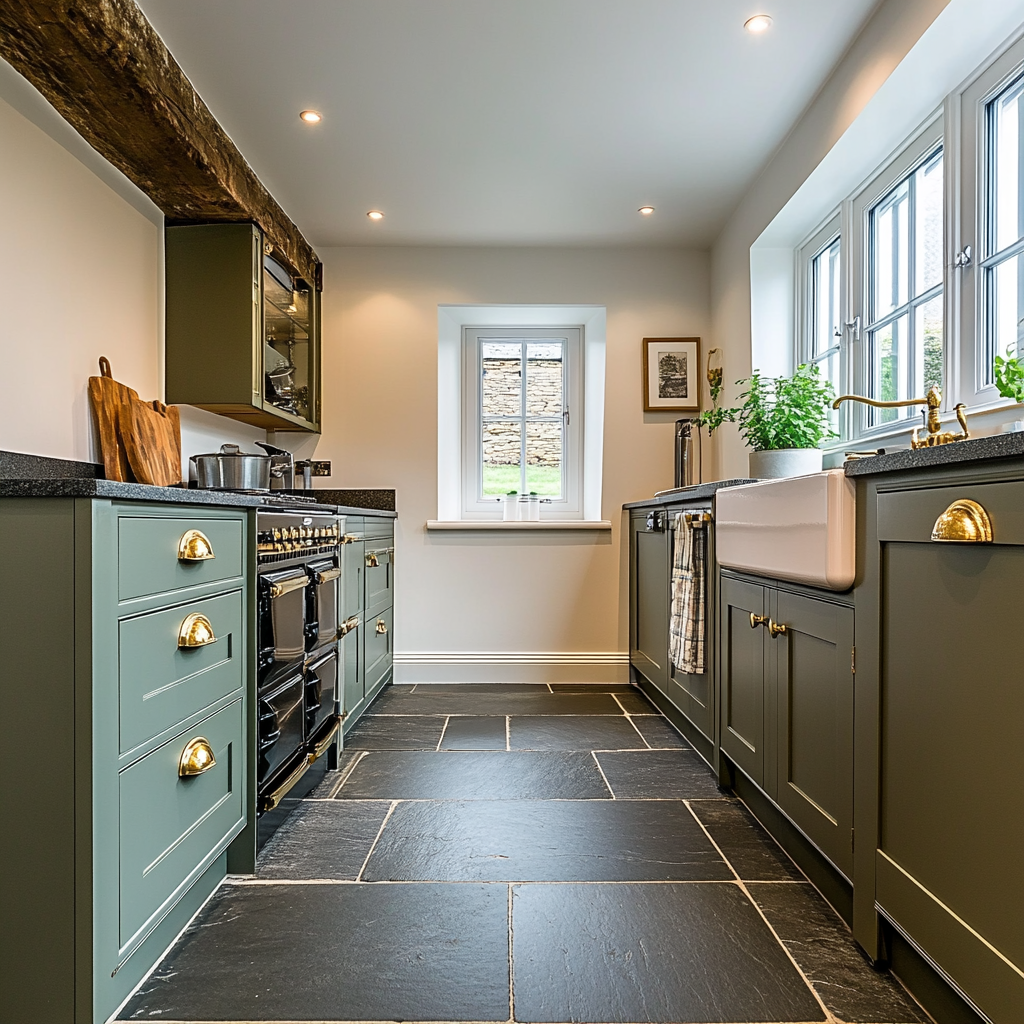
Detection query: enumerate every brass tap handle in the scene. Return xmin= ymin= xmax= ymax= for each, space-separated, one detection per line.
xmin=178 ymin=737 xmax=216 ymax=777
xmin=768 ymin=620 xmax=788 ymax=638
xmin=749 ymin=613 xmax=768 ymax=629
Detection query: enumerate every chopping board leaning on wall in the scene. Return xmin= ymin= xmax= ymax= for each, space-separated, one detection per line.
xmin=88 ymin=357 xmax=183 ymax=487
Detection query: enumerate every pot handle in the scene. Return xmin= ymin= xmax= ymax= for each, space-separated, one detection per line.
xmin=219 ymin=443 xmax=242 ymax=455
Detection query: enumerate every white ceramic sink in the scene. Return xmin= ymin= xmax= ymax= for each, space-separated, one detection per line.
xmin=715 ymin=470 xmax=856 ymax=591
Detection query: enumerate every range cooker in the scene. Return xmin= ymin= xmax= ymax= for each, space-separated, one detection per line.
xmin=256 ymin=506 xmax=343 ymax=848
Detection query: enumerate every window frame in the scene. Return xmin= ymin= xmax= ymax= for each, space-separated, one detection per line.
xmin=797 ymin=213 xmax=844 ymax=401
xmin=460 ymin=325 xmax=584 ymax=520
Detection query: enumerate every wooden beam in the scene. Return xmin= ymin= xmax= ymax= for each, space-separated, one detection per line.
xmin=0 ymin=0 xmax=320 ymax=284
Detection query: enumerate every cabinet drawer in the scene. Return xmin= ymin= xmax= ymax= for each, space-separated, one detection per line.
xmin=118 ymin=515 xmax=244 ymax=601
xmin=119 ymin=590 xmax=243 ymax=753
xmin=364 ymin=545 xmax=394 ymax=613
xmin=119 ymin=699 xmax=244 ymax=950
xmin=364 ymin=606 xmax=393 ymax=693
xmin=363 ymin=516 xmax=394 ymax=541
xmin=877 ymin=478 xmax=1024 ymax=544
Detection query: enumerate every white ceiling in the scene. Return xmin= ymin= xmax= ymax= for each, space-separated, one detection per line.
xmin=136 ymin=0 xmax=880 ymax=248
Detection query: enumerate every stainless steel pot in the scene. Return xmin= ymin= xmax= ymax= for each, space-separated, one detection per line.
xmin=191 ymin=444 xmax=272 ymax=490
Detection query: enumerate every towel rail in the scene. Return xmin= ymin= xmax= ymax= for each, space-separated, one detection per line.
xmin=680 ymin=511 xmax=713 ymax=526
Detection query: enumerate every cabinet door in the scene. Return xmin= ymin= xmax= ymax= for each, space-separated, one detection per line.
xmin=877 ymin=532 xmax=1024 ymax=1021
xmin=341 ymin=626 xmax=362 ymax=722
xmin=630 ymin=513 xmax=670 ymax=693
xmin=772 ymin=591 xmax=854 ymax=878
xmin=720 ymin=576 xmax=767 ymax=786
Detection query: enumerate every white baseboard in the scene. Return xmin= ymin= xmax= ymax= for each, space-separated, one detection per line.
xmin=393 ymin=651 xmax=630 ymax=685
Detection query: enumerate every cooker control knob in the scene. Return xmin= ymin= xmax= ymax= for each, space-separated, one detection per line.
xmin=273 ymin=529 xmax=281 ymax=541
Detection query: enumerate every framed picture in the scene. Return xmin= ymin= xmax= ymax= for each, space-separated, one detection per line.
xmin=643 ymin=337 xmax=701 ymax=412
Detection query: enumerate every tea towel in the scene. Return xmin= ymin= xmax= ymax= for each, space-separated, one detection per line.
xmin=668 ymin=512 xmax=706 ymax=675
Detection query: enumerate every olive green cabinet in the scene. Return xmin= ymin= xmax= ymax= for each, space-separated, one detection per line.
xmin=864 ymin=477 xmax=1024 ymax=1022
xmin=165 ymin=222 xmax=322 ymax=433
xmin=0 ymin=499 xmax=249 ymax=1024
xmin=629 ymin=509 xmax=671 ymax=694
xmin=720 ymin=572 xmax=854 ymax=880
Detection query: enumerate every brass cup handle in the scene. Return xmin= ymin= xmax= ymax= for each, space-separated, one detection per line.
xmin=178 ymin=613 xmax=219 ymax=648
xmin=376 ymin=618 xmax=388 ymax=635
xmin=931 ymin=499 xmax=993 ymax=543
xmin=178 ymin=528 xmax=215 ymax=562
xmin=178 ymin=737 xmax=216 ymax=777
xmin=749 ymin=613 xmax=768 ymax=629
xmin=768 ymin=620 xmax=788 ymax=638
xmin=365 ymin=551 xmax=379 ymax=567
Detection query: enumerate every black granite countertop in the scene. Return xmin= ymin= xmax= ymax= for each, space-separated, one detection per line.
xmin=622 ymin=479 xmax=756 ymax=510
xmin=843 ymin=431 xmax=1024 ymax=477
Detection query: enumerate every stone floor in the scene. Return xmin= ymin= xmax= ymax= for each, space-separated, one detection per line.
xmin=119 ymin=682 xmax=930 ymax=1024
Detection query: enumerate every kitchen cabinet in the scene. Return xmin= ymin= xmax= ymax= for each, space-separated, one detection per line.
xmin=720 ymin=572 xmax=854 ymax=880
xmin=165 ymin=222 xmax=321 ymax=433
xmin=0 ymin=498 xmax=250 ymax=1024
xmin=855 ymin=472 xmax=1024 ymax=1022
xmin=340 ymin=515 xmax=395 ymax=732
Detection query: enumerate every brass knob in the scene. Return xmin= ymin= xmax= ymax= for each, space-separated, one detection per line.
xmin=178 ymin=612 xmax=218 ymax=648
xmin=178 ymin=737 xmax=216 ymax=777
xmin=931 ymin=499 xmax=993 ymax=543
xmin=177 ymin=529 xmax=215 ymax=562
xmin=749 ymin=613 xmax=768 ymax=629
xmin=768 ymin=620 xmax=788 ymax=638
xmin=366 ymin=551 xmax=380 ymax=567
xmin=376 ymin=619 xmax=388 ymax=635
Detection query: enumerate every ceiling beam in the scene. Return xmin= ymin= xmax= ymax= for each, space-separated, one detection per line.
xmin=0 ymin=0 xmax=320 ymax=284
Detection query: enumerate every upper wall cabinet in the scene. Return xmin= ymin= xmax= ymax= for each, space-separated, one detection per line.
xmin=165 ymin=223 xmax=322 ymax=433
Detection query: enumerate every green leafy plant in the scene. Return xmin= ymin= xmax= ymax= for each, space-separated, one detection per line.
xmin=994 ymin=346 xmax=1024 ymax=403
xmin=697 ymin=364 xmax=739 ymax=436
xmin=736 ymin=363 xmax=837 ymax=452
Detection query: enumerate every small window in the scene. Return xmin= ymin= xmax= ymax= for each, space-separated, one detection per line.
xmin=462 ymin=327 xmax=583 ymax=519
xmin=809 ymin=233 xmax=842 ymax=393
xmin=864 ymin=148 xmax=944 ymax=427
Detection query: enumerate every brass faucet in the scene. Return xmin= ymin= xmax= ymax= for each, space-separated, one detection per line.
xmin=832 ymin=385 xmax=970 ymax=449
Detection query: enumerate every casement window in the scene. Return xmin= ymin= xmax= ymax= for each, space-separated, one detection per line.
xmin=799 ymin=217 xmax=843 ymax=397
xmin=461 ymin=326 xmax=584 ymax=520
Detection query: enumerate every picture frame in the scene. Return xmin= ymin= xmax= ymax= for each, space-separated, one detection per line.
xmin=642 ymin=337 xmax=701 ymax=412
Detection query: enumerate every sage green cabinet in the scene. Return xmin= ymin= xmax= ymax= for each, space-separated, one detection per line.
xmin=629 ymin=510 xmax=671 ymax=694
xmin=865 ymin=477 xmax=1024 ymax=1022
xmin=165 ymin=222 xmax=321 ymax=433
xmin=720 ymin=572 xmax=854 ymax=879
xmin=0 ymin=498 xmax=249 ymax=1024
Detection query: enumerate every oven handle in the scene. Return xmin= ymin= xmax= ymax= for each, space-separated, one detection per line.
xmin=308 ymin=717 xmax=341 ymax=763
xmin=260 ymin=758 xmax=310 ymax=812
xmin=268 ymin=575 xmax=309 ymax=598
xmin=314 ymin=566 xmax=342 ymax=584
xmin=338 ymin=615 xmax=361 ymax=638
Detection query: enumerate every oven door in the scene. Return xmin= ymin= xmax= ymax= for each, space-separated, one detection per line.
xmin=306 ymin=557 xmax=341 ymax=651
xmin=258 ymin=567 xmax=309 ymax=676
xmin=257 ymin=670 xmax=305 ymax=792
xmin=306 ymin=647 xmax=339 ymax=740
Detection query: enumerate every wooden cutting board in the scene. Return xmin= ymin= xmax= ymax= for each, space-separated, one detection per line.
xmin=123 ymin=398 xmax=183 ymax=487
xmin=87 ymin=356 xmax=137 ymax=482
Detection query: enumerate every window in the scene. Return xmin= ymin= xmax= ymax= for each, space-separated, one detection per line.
xmin=463 ymin=327 xmax=582 ymax=518
xmin=799 ymin=216 xmax=843 ymax=397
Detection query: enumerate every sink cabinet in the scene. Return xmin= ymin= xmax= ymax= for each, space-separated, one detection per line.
xmin=721 ymin=572 xmax=854 ymax=880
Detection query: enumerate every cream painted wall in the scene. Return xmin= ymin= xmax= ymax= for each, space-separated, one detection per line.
xmin=0 ymin=62 xmax=266 ymax=471
xmin=707 ymin=0 xmax=952 ymax=480
xmin=317 ymin=246 xmax=709 ymax=681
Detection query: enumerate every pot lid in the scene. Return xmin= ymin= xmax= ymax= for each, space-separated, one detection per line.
xmin=191 ymin=443 xmax=271 ymax=460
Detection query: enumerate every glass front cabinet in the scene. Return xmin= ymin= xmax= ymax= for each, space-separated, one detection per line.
xmin=165 ymin=223 xmax=322 ymax=432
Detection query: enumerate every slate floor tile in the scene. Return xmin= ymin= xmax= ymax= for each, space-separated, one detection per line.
xmin=611 ymin=688 xmax=659 ymax=714
xmin=373 ymin=690 xmax=624 ymax=717
xmin=440 ymin=714 xmax=508 ymax=749
xmin=415 ymin=682 xmax=551 ymax=693
xmin=509 ymin=714 xmax=646 ymax=750
xmin=511 ymin=882 xmax=826 ymax=1023
xmin=255 ymin=800 xmax=392 ymax=879
xmin=629 ymin=713 xmax=688 ymax=748
xmin=343 ymin=714 xmax=447 ymax=749
xmin=121 ymin=882 xmax=510 ymax=1022
xmin=687 ymin=799 xmax=805 ymax=881
xmin=365 ymin=799 xmax=732 ymax=882
xmin=595 ymin=748 xmax=726 ymax=799
xmin=335 ymin=749 xmax=613 ymax=800
xmin=748 ymin=883 xmax=930 ymax=1023
xmin=550 ymin=683 xmax=637 ymax=692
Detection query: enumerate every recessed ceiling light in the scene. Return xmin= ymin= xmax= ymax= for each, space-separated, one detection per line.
xmin=367 ymin=210 xmax=384 ymax=221
xmin=299 ymin=109 xmax=322 ymax=124
xmin=744 ymin=14 xmax=773 ymax=33
xmin=638 ymin=206 xmax=655 ymax=216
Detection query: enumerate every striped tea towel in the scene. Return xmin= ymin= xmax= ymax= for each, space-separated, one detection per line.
xmin=668 ymin=512 xmax=706 ymax=675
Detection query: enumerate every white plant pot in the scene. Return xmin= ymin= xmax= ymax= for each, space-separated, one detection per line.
xmin=748 ymin=447 xmax=823 ymax=480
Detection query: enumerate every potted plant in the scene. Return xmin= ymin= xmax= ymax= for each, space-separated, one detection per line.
xmin=737 ymin=363 xmax=836 ymax=478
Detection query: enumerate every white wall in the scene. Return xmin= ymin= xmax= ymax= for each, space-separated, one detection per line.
xmin=0 ymin=61 xmax=265 ymax=472
xmin=317 ymin=246 xmax=709 ymax=681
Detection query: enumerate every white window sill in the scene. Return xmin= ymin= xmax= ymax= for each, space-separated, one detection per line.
xmin=426 ymin=520 xmax=612 ymax=531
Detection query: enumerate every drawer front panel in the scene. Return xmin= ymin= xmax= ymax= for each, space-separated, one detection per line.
xmin=119 ymin=699 xmax=244 ymax=949
xmin=119 ymin=590 xmax=244 ymax=753
xmin=363 ymin=516 xmax=394 ymax=541
xmin=119 ymin=515 xmax=244 ymax=601
xmin=364 ymin=547 xmax=393 ymax=613
xmin=364 ymin=606 xmax=393 ymax=693
xmin=877 ymin=479 xmax=1024 ymax=544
